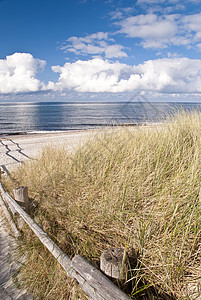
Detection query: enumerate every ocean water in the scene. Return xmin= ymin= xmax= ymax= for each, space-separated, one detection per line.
xmin=0 ymin=101 xmax=200 ymax=135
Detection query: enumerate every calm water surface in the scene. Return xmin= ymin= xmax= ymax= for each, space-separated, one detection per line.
xmin=0 ymin=101 xmax=200 ymax=135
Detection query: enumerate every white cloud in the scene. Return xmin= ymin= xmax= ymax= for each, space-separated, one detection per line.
xmin=50 ymin=58 xmax=133 ymax=92
xmin=2 ymin=54 xmax=201 ymax=96
xmin=147 ymin=4 xmax=185 ymax=14
xmin=132 ymin=58 xmax=201 ymax=93
xmin=167 ymin=52 xmax=181 ymax=58
xmin=137 ymin=0 xmax=200 ymax=4
xmin=116 ymin=14 xmax=178 ymax=49
xmin=109 ymin=7 xmax=134 ymax=20
xmin=135 ymin=0 xmax=200 ymax=16
xmin=183 ymin=12 xmax=201 ymax=43
xmin=0 ymin=53 xmax=46 ymax=94
xmin=104 ymin=44 xmax=127 ymax=58
xmin=50 ymin=57 xmax=201 ymax=94
xmin=137 ymin=0 xmax=168 ymax=4
xmin=61 ymin=32 xmax=127 ymax=58
xmin=115 ymin=12 xmax=201 ymax=50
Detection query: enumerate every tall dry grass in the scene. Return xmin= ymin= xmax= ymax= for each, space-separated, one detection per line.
xmin=4 ymin=110 xmax=201 ymax=299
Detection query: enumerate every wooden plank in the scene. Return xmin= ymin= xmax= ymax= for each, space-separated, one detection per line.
xmin=5 ymin=192 xmax=18 ymax=216
xmin=6 ymin=192 xmax=25 ymax=229
xmin=72 ymin=255 xmax=130 ymax=300
xmin=68 ymin=268 xmax=105 ymax=300
xmin=0 ymin=183 xmax=71 ymax=273
xmin=0 ymin=182 xmax=131 ymax=299
xmin=0 ymin=193 xmax=20 ymax=238
xmin=0 ymin=182 xmax=18 ymax=215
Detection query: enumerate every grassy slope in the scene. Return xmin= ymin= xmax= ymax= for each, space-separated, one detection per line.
xmin=4 ymin=110 xmax=201 ymax=299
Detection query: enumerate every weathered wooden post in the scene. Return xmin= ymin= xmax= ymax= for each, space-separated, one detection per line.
xmin=100 ymin=248 xmax=129 ymax=280
xmin=13 ymin=186 xmax=29 ymax=229
xmin=13 ymin=186 xmax=29 ymax=211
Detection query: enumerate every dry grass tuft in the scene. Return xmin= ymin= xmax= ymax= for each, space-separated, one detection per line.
xmin=4 ymin=110 xmax=201 ymax=299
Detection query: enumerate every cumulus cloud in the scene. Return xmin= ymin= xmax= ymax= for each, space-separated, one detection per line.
xmin=137 ymin=0 xmax=169 ymax=4
xmin=109 ymin=7 xmax=134 ymax=20
xmin=115 ymin=12 xmax=201 ymax=50
xmin=0 ymin=53 xmax=46 ymax=94
xmin=136 ymin=0 xmax=200 ymax=15
xmin=2 ymin=54 xmax=201 ymax=96
xmin=116 ymin=14 xmax=178 ymax=49
xmin=137 ymin=0 xmax=200 ymax=4
xmin=50 ymin=57 xmax=201 ymax=93
xmin=183 ymin=12 xmax=201 ymax=43
xmin=132 ymin=58 xmax=201 ymax=93
xmin=50 ymin=58 xmax=133 ymax=92
xmin=61 ymin=32 xmax=127 ymax=58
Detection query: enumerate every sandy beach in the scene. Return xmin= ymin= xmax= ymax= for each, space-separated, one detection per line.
xmin=0 ymin=125 xmax=159 ymax=174
xmin=0 ymin=130 xmax=94 ymax=174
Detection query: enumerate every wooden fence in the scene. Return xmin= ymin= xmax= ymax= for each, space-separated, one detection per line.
xmin=0 ymin=182 xmax=130 ymax=300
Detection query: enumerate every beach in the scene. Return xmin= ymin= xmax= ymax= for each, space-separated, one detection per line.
xmin=0 ymin=130 xmax=93 ymax=174
xmin=0 ymin=125 xmax=160 ymax=174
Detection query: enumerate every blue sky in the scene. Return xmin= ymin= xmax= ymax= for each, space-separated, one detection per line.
xmin=0 ymin=0 xmax=201 ymax=102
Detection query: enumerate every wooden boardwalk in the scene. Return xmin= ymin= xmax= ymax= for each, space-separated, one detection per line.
xmin=0 ymin=207 xmax=32 ymax=300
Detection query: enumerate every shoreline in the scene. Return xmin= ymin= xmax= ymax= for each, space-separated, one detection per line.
xmin=0 ymin=130 xmax=94 ymax=173
xmin=0 ymin=122 xmax=160 ymax=139
xmin=0 ymin=123 xmax=160 ymax=174
xmin=0 ymin=128 xmax=96 ymax=139
xmin=0 ymin=129 xmax=94 ymax=139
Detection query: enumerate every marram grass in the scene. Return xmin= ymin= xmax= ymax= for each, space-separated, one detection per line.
xmin=4 ymin=110 xmax=201 ymax=299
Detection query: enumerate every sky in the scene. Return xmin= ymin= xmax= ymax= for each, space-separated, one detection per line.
xmin=0 ymin=0 xmax=201 ymax=102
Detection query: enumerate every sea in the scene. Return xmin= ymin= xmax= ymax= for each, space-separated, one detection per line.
xmin=0 ymin=101 xmax=200 ymax=135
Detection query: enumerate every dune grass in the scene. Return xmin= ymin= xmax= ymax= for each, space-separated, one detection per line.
xmin=3 ymin=110 xmax=201 ymax=299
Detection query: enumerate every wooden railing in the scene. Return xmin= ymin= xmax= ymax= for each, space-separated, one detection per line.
xmin=0 ymin=183 xmax=130 ymax=300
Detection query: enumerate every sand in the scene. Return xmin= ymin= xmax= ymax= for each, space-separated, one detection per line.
xmin=0 ymin=130 xmax=94 ymax=174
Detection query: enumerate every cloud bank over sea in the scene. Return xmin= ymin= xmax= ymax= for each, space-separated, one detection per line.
xmin=1 ymin=53 xmax=201 ymax=97
xmin=1 ymin=0 xmax=201 ymax=102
